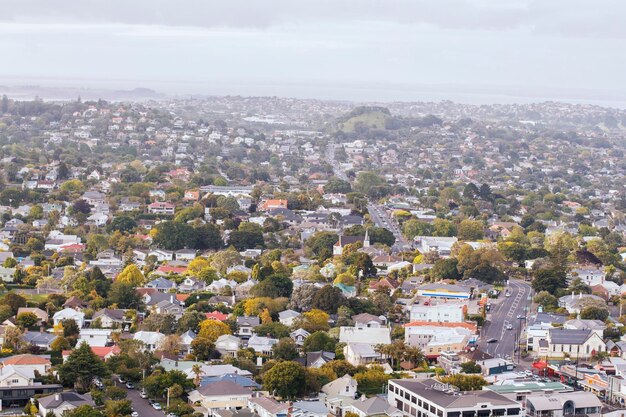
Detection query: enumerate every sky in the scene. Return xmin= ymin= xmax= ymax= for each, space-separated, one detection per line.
xmin=1 ymin=0 xmax=626 ymax=104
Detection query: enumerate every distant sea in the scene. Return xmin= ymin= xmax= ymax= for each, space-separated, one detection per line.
xmin=2 ymin=76 xmax=626 ymax=108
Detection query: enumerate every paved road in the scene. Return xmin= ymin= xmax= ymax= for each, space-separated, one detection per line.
xmin=366 ymin=203 xmax=411 ymax=251
xmin=326 ymin=142 xmax=348 ymax=181
xmin=479 ymin=280 xmax=532 ymax=361
xmin=116 ymin=381 xmax=166 ymax=417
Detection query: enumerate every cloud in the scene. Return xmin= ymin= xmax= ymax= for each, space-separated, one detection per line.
xmin=1 ymin=0 xmax=625 ymax=38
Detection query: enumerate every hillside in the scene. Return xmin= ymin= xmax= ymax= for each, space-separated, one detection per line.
xmin=336 ymin=106 xmax=391 ymax=132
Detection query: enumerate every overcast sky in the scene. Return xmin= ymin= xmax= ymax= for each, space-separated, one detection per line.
xmin=1 ymin=0 xmax=626 ymax=104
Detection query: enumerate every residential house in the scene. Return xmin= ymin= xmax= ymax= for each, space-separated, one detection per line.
xmin=52 ymin=308 xmax=85 ymax=328
xmin=146 ymin=277 xmax=177 ymax=293
xmin=278 ymin=310 xmax=301 ymax=327
xmin=16 ymin=308 xmax=48 ymax=325
xmin=147 ymin=202 xmax=175 ymax=215
xmin=0 ymin=266 xmax=16 ymax=283
xmin=77 ymin=329 xmax=113 ymax=348
xmin=38 ymin=392 xmax=96 ymax=417
xmin=22 ymin=331 xmax=57 ymax=350
xmin=187 ymin=381 xmax=253 ymax=415
xmin=290 ymin=328 xmax=310 ymax=346
xmin=352 ymin=313 xmax=387 ymax=328
xmin=0 ymin=354 xmax=51 ymax=375
xmin=92 ymin=308 xmax=126 ymax=329
xmin=333 ymin=233 xmax=370 ymax=256
xmin=133 ymin=331 xmax=165 ymax=351
xmin=247 ymin=335 xmax=278 ymax=355
xmin=215 ymin=334 xmax=241 ymax=357
xmin=237 ymin=316 xmax=260 ymax=338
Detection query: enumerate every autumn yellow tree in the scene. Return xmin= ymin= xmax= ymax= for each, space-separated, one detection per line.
xmin=198 ymin=319 xmax=231 ymax=343
xmin=116 ymin=264 xmax=144 ymax=286
xmin=187 ymin=257 xmax=210 ymax=275
xmin=260 ymin=308 xmax=272 ymax=324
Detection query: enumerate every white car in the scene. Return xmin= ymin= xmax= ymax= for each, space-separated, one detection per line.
xmin=131 ymin=412 xmax=139 ymax=417
xmin=506 ymin=324 xmax=513 ymax=330
xmin=152 ymin=403 xmax=162 ymax=410
xmin=140 ymin=391 xmax=148 ymax=399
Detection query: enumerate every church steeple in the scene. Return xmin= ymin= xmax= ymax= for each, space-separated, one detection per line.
xmin=364 ymin=228 xmax=370 ymax=248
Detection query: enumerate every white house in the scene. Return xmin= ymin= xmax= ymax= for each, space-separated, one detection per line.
xmin=278 ymin=310 xmax=301 ymax=327
xmin=215 ymin=334 xmax=241 ymax=357
xmin=409 ymin=304 xmax=465 ymax=323
xmin=52 ymin=308 xmax=85 ymax=328
xmin=133 ymin=331 xmax=165 ymax=351
xmin=78 ymin=329 xmax=113 ymax=347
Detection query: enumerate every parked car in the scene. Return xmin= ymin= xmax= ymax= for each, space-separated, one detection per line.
xmin=118 ymin=377 xmax=127 ymax=384
xmin=140 ymin=391 xmax=148 ymax=399
xmin=152 ymin=403 xmax=162 ymax=410
xmin=126 ymin=382 xmax=135 ymax=389
xmin=131 ymin=412 xmax=139 ymax=417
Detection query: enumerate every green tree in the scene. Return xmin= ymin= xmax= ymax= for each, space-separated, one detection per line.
xmin=62 ymin=405 xmax=104 ymax=417
xmin=533 ymin=291 xmax=558 ymax=311
xmin=263 ymin=361 xmax=306 ymax=399
xmin=3 ymin=293 xmax=26 ymax=314
xmin=460 ymin=361 xmax=482 ymax=374
xmin=16 ymin=312 xmax=38 ymax=329
xmin=580 ymin=306 xmax=610 ymax=321
xmin=272 ymin=338 xmax=299 ymax=361
xmin=303 ymin=331 xmax=337 ymax=353
xmin=103 ymin=400 xmax=133 ymax=417
xmin=430 ymin=258 xmax=461 ymax=280
xmin=107 ymin=216 xmax=137 ymax=233
xmin=108 ymin=281 xmax=142 ymax=309
xmin=457 ymin=219 xmax=484 ymax=240
xmin=438 ymin=374 xmax=488 ymax=391
xmin=354 ymin=366 xmax=390 ymax=395
xmin=532 ymin=268 xmax=566 ymax=294
xmin=433 ymin=219 xmax=457 ymax=237
xmin=403 ymin=220 xmax=434 ymax=239
xmin=311 ymin=285 xmax=347 ymax=314
xmin=254 ymin=322 xmax=291 ymax=339
xmin=58 ymin=342 xmax=109 ymax=392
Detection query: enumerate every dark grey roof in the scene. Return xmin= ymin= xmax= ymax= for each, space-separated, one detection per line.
xmin=93 ymin=308 xmax=125 ymax=321
xmin=39 ymin=392 xmax=93 ymax=409
xmin=237 ymin=316 xmax=260 ymax=326
xmin=549 ymin=329 xmax=592 ymax=345
xmin=533 ymin=312 xmax=568 ymax=325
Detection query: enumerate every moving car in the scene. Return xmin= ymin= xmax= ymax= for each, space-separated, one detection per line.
xmin=131 ymin=412 xmax=139 ymax=417
xmin=506 ymin=324 xmax=513 ymax=330
xmin=140 ymin=391 xmax=148 ymax=399
xmin=487 ymin=338 xmax=498 ymax=343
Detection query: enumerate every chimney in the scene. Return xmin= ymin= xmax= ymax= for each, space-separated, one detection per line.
xmin=55 ymin=393 xmax=60 ymax=401
xmin=579 ymin=292 xmax=583 ymax=299
xmin=170 ymin=295 xmax=174 ymax=303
